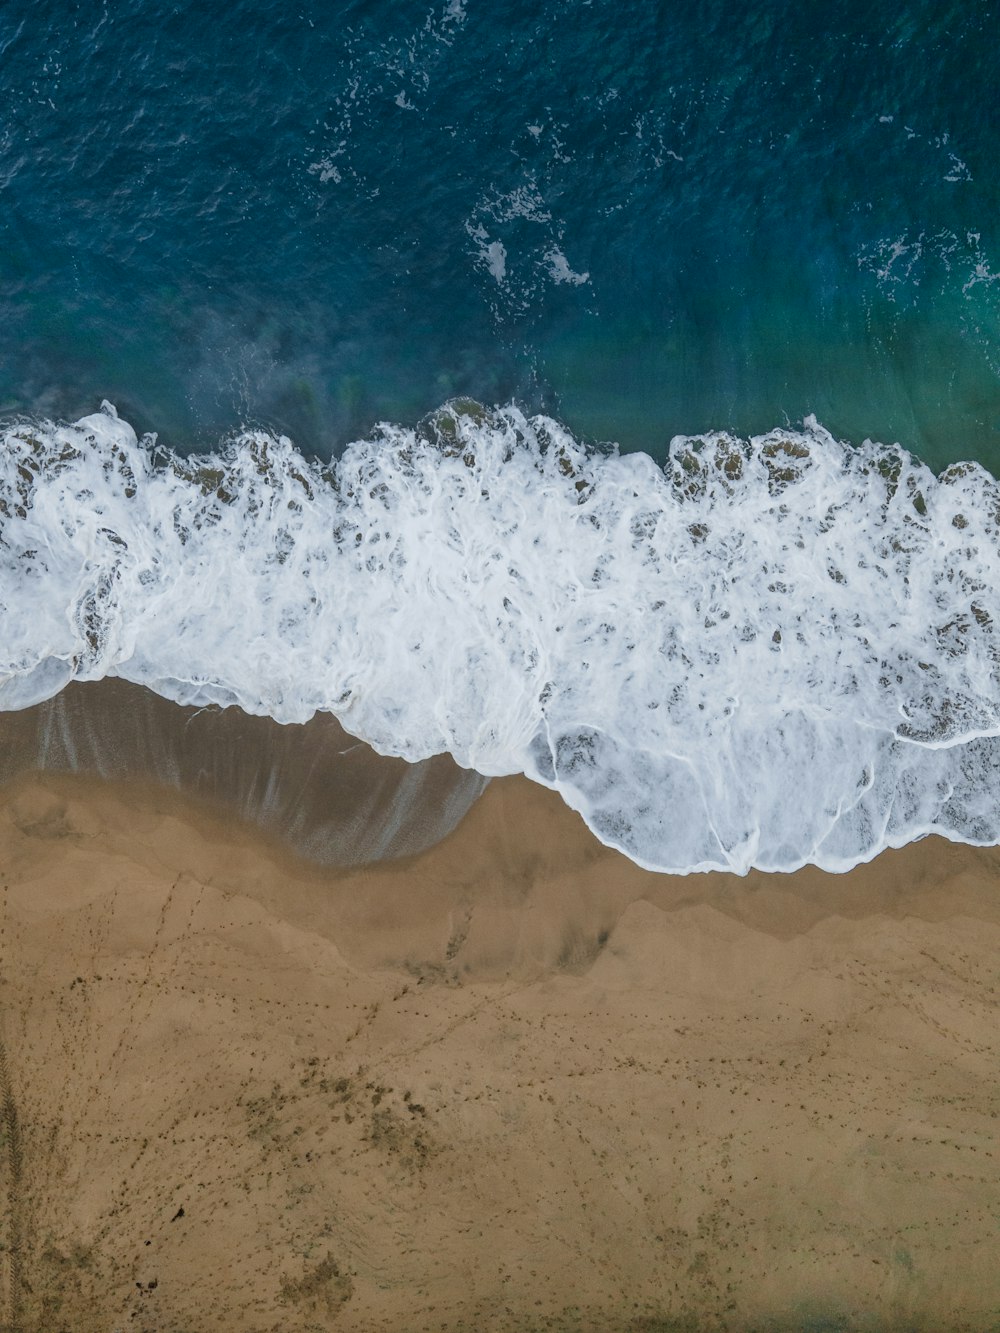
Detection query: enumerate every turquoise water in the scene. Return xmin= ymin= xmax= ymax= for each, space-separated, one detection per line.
xmin=2 ymin=0 xmax=997 ymax=466
xmin=3 ymin=1 xmax=1000 ymax=874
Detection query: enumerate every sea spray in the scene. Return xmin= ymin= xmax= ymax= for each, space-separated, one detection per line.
xmin=3 ymin=400 xmax=1000 ymax=874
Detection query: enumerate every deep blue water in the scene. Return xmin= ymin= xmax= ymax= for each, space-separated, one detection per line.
xmin=2 ymin=0 xmax=997 ymax=467
xmin=4 ymin=0 xmax=1000 ymax=874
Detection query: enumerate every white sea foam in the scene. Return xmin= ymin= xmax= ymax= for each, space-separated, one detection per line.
xmin=3 ymin=400 xmax=1000 ymax=874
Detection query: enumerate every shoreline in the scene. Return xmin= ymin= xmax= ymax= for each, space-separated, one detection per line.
xmin=1 ymin=756 xmax=999 ymax=1329
xmin=0 ymin=679 xmax=488 ymax=867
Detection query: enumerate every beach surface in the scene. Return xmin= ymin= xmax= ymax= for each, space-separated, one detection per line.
xmin=1 ymin=726 xmax=999 ymax=1331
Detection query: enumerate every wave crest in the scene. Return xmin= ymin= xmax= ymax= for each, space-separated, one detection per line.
xmin=3 ymin=400 xmax=1000 ymax=873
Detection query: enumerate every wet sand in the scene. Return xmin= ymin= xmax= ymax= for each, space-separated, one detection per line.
xmin=0 ymin=680 xmax=487 ymax=865
xmin=1 ymin=695 xmax=999 ymax=1330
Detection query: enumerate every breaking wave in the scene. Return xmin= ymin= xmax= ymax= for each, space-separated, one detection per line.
xmin=3 ymin=399 xmax=1000 ymax=874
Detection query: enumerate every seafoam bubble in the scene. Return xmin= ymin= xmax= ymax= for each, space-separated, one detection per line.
xmin=544 ymin=247 xmax=589 ymax=286
xmin=3 ymin=401 xmax=1000 ymax=874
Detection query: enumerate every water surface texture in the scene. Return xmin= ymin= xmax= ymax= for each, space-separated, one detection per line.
xmin=2 ymin=1 xmax=1000 ymax=873
xmin=2 ymin=0 xmax=996 ymax=462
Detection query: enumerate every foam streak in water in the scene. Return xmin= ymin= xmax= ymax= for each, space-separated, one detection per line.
xmin=2 ymin=400 xmax=1000 ymax=873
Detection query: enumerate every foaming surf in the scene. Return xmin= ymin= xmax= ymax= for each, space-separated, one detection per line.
xmin=2 ymin=399 xmax=1000 ymax=875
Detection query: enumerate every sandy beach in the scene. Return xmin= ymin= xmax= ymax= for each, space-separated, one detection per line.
xmin=1 ymin=699 xmax=1000 ymax=1331
xmin=5 ymin=1 xmax=999 ymax=1328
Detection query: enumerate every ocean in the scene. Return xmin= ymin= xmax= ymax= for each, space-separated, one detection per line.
xmin=1 ymin=0 xmax=998 ymax=873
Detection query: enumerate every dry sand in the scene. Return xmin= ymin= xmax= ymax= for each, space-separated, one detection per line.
xmin=1 ymin=744 xmax=1000 ymax=1330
